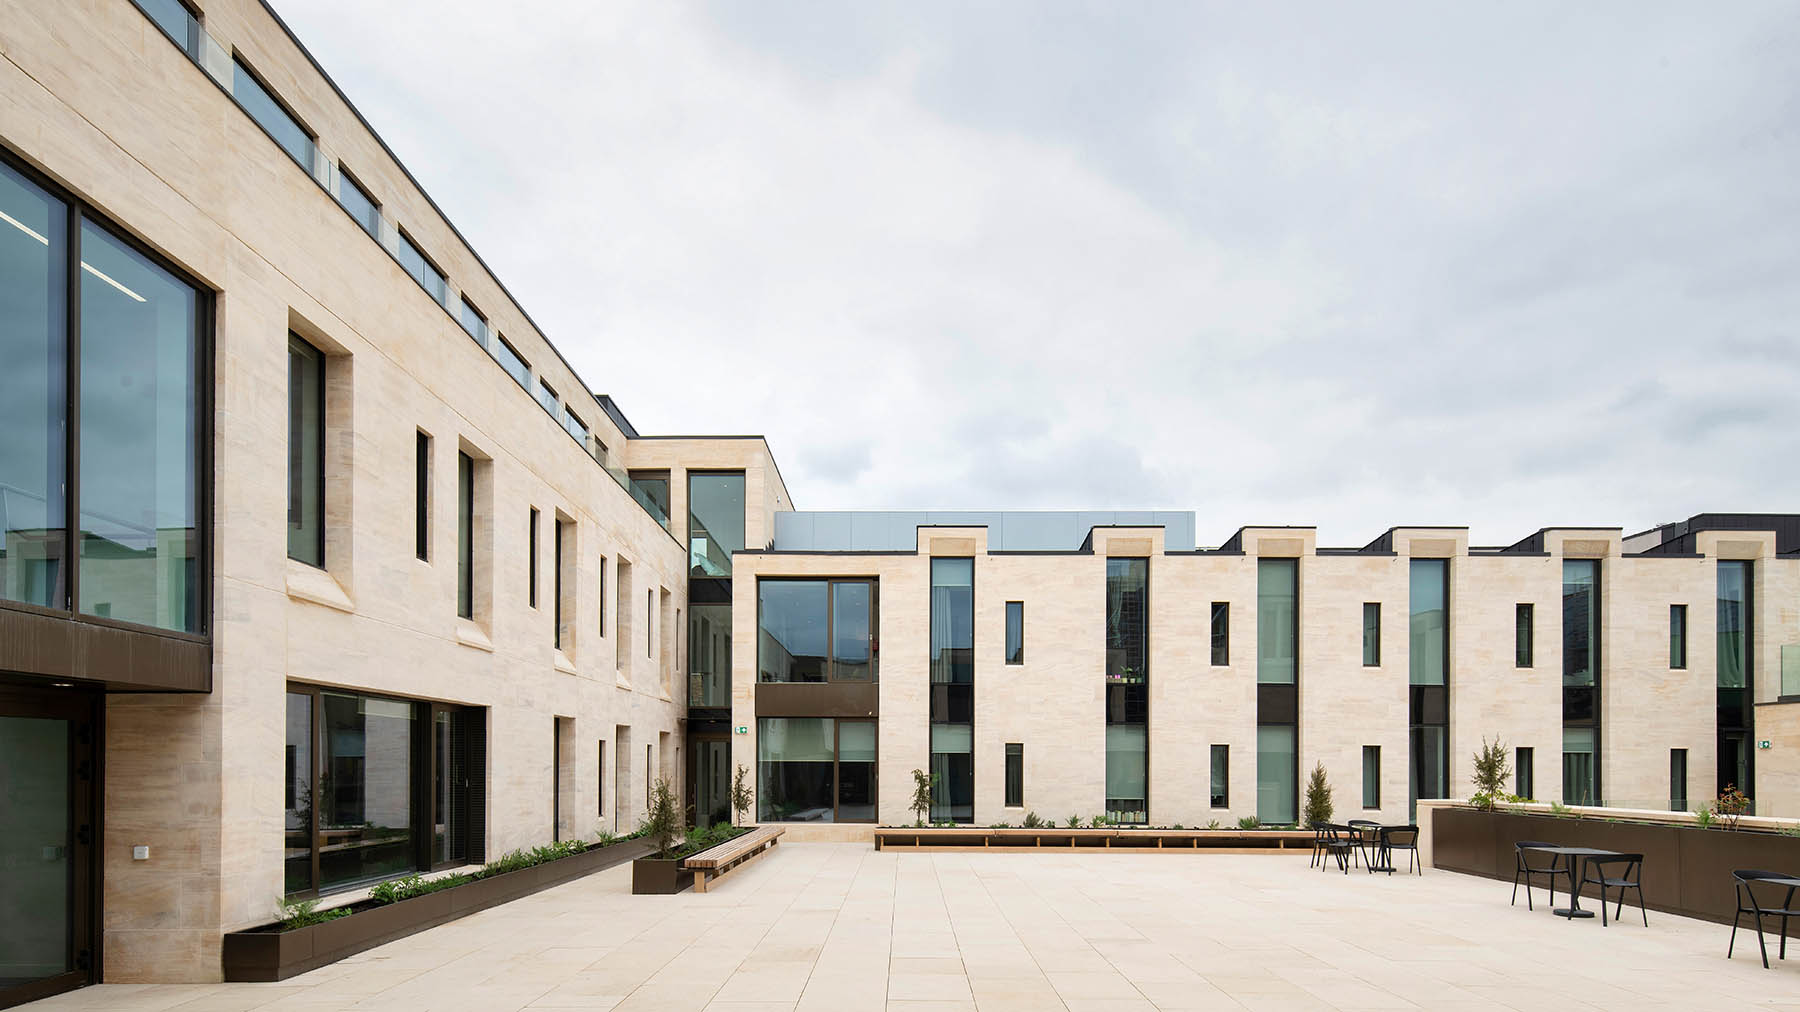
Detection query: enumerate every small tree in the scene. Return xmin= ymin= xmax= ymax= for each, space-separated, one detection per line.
xmin=1471 ymin=737 xmax=1512 ymax=810
xmin=1716 ymin=784 xmax=1751 ymax=831
xmin=730 ymin=763 xmax=753 ymax=826
xmin=910 ymin=769 xmax=937 ymax=827
xmin=645 ymin=775 xmax=681 ymax=858
xmin=1303 ymin=761 xmax=1334 ymax=826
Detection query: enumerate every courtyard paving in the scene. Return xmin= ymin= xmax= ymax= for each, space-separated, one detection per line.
xmin=27 ymin=843 xmax=1800 ymax=1012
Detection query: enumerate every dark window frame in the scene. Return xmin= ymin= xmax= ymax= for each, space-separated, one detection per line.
xmin=755 ymin=716 xmax=879 ymax=824
xmin=1670 ymin=747 xmax=1688 ymax=812
xmin=286 ymin=333 xmax=326 ymax=568
xmin=1004 ymin=743 xmax=1024 ymax=808
xmin=1210 ymin=602 xmax=1228 ymax=666
xmin=455 ymin=452 xmax=474 ymax=619
xmin=1362 ymin=602 xmax=1381 ymax=667
xmin=553 ymin=517 xmax=567 ymax=649
xmin=1209 ymin=744 xmax=1229 ymax=808
xmin=528 ymin=507 xmax=539 ymax=609
xmin=414 ymin=431 xmax=430 ymax=562
xmin=1004 ymin=601 xmax=1024 ymax=665
xmin=1516 ymin=746 xmax=1534 ymax=800
xmin=1670 ymin=603 xmax=1687 ymax=669
xmin=1516 ymin=603 xmax=1534 ymax=668
xmin=1362 ymin=744 xmax=1381 ymax=809
xmin=756 ymin=577 xmax=881 ymax=683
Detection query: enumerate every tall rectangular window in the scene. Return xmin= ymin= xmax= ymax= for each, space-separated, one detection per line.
xmin=528 ymin=508 xmax=539 ymax=608
xmin=1005 ymin=601 xmax=1024 ymax=664
xmin=1004 ymin=743 xmax=1023 ymax=807
xmin=232 ymin=57 xmax=315 ymax=171
xmin=395 ymin=230 xmax=447 ymax=305
xmin=1516 ymin=747 xmax=1534 ymax=800
xmin=1256 ymin=724 xmax=1296 ymax=825
xmin=931 ymin=558 xmax=975 ymax=823
xmin=689 ymin=600 xmax=731 ymax=707
xmin=598 ymin=556 xmax=607 ymax=635
xmin=1562 ymin=560 xmax=1600 ymax=803
xmin=336 ymin=168 xmax=380 ymax=239
xmin=1105 ymin=558 xmax=1148 ymax=824
xmin=688 ymin=472 xmax=745 ymax=577
xmin=648 ymin=588 xmax=655 ymax=658
xmin=1562 ymin=727 xmax=1596 ymax=806
xmin=553 ymin=518 xmax=569 ymax=649
xmin=455 ymin=452 xmax=473 ymax=619
xmin=1362 ymin=745 xmax=1380 ymax=809
xmin=1563 ymin=562 xmax=1599 ymax=689
xmin=1209 ymin=745 xmax=1228 ymax=808
xmin=1516 ymin=604 xmax=1534 ymax=667
xmin=615 ymin=559 xmax=633 ymax=671
xmin=1670 ymin=748 xmax=1688 ymax=811
xmin=1409 ymin=560 xmax=1447 ymax=685
xmin=597 ymin=740 xmax=605 ymax=817
xmin=1210 ymin=602 xmax=1228 ymax=666
xmin=414 ymin=432 xmax=430 ymax=562
xmin=286 ymin=335 xmax=325 ymax=567
xmin=1256 ymin=560 xmax=1296 ymax=683
xmin=1717 ymin=562 xmax=1750 ymax=690
xmin=1717 ymin=560 xmax=1753 ymax=800
xmin=1362 ymin=603 xmax=1380 ymax=666
xmin=1669 ymin=604 xmax=1687 ymax=669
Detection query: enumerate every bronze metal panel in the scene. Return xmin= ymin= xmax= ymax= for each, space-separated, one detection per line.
xmin=0 ymin=606 xmax=75 ymax=678
xmin=756 ymin=681 xmax=879 ymax=718
xmin=0 ymin=604 xmax=210 ymax=692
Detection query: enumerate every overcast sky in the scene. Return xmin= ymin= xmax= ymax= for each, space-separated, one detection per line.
xmin=279 ymin=1 xmax=1799 ymax=547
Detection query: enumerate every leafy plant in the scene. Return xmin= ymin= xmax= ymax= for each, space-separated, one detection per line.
xmin=1088 ymin=814 xmax=1108 ymax=828
xmin=909 ymin=769 xmax=938 ymax=827
xmin=1693 ymin=806 xmax=1715 ymax=829
xmin=1548 ymin=801 xmax=1575 ymax=819
xmin=1171 ymin=824 xmax=1184 ymax=830
xmin=1470 ymin=737 xmax=1512 ymax=811
xmin=279 ymin=896 xmax=350 ymax=930
xmin=731 ymin=763 xmax=754 ymax=826
xmin=1066 ymin=815 xmax=1081 ymax=828
xmin=1303 ymin=761 xmax=1334 ymax=825
xmin=1022 ymin=811 xmax=1046 ymax=829
xmin=1206 ymin=820 xmax=1221 ymax=830
xmin=370 ymin=871 xmax=470 ymax=905
xmin=1716 ymin=784 xmax=1751 ymax=831
xmin=645 ymin=776 xmax=682 ymax=857
xmin=1237 ymin=815 xmax=1261 ymax=830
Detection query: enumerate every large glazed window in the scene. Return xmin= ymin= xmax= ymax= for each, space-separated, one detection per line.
xmin=930 ymin=558 xmax=974 ymax=823
xmin=77 ymin=219 xmax=200 ymax=633
xmin=286 ymin=334 xmax=324 ymax=567
xmin=687 ymin=471 xmax=745 ymax=577
xmin=1562 ymin=561 xmax=1598 ymax=688
xmin=837 ymin=721 xmax=877 ymax=821
xmin=1256 ymin=560 xmax=1296 ymax=684
xmin=1717 ymin=562 xmax=1750 ymax=690
xmin=757 ymin=717 xmax=835 ymax=822
xmin=832 ymin=582 xmax=873 ymax=681
xmin=1408 ymin=560 xmax=1447 ymax=685
xmin=1105 ymin=558 xmax=1147 ymax=683
xmin=688 ymin=602 xmax=731 ymax=706
xmin=1256 ymin=724 xmax=1296 ymax=825
xmin=758 ymin=578 xmax=876 ymax=682
xmin=0 ymin=162 xmax=67 ymax=610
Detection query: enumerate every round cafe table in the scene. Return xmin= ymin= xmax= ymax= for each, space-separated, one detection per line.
xmin=1521 ymin=844 xmax=1622 ymax=919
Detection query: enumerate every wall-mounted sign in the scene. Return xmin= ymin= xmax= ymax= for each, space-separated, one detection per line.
xmin=1758 ymin=740 xmax=1771 ymax=750
xmin=735 ymin=725 xmax=748 ymax=735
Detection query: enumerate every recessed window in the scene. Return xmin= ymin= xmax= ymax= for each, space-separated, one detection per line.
xmin=1362 ymin=603 xmax=1380 ymax=667
xmin=395 ymin=229 xmax=447 ymax=305
xmin=1669 ymin=748 xmax=1688 ymax=811
xmin=456 ymin=452 xmax=474 ymax=619
xmin=458 ymin=297 xmax=489 ymax=347
xmin=757 ymin=717 xmax=876 ymax=823
xmin=1409 ymin=560 xmax=1447 ymax=687
xmin=336 ymin=167 xmax=380 ymax=238
xmin=494 ymin=335 xmax=530 ymax=390
xmin=1004 ymin=743 xmax=1023 ymax=807
xmin=758 ymin=579 xmax=878 ymax=683
xmin=232 ymin=56 xmax=315 ymax=172
xmin=536 ymin=378 xmax=559 ymax=416
xmin=1515 ymin=603 xmax=1534 ymax=667
xmin=1362 ymin=745 xmax=1380 ymax=809
xmin=615 ymin=558 xmax=633 ymax=671
xmin=133 ymin=0 xmax=199 ymax=56
xmin=1209 ymin=744 xmax=1228 ymax=808
xmin=286 ymin=334 xmax=325 ymax=568
xmin=1004 ymin=601 xmax=1023 ymax=664
xmin=528 ymin=507 xmax=539 ymax=609
xmin=596 ymin=740 xmax=606 ymax=817
xmin=1257 ymin=561 xmax=1297 ymax=684
xmin=1210 ymin=602 xmax=1228 ymax=666
xmin=1516 ymin=746 xmax=1534 ymax=800
xmin=648 ymin=588 xmax=655 ymax=658
xmin=414 ymin=431 xmax=431 ymax=562
xmin=1669 ymin=604 xmax=1687 ymax=669
xmin=562 ymin=406 xmax=589 ymax=447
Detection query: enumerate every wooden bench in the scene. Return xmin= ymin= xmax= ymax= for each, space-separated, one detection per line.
xmin=683 ymin=826 xmax=785 ymax=893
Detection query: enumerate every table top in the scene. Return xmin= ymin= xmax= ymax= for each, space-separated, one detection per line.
xmin=1518 ymin=845 xmax=1622 ymax=857
xmin=1745 ymin=875 xmax=1800 ymax=888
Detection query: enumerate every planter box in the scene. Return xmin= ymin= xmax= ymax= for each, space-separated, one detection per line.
xmin=1431 ymin=806 xmax=1800 ymax=937
xmin=630 ymin=856 xmax=694 ymax=894
xmin=222 ymin=838 xmax=654 ymax=981
xmin=873 ymin=827 xmax=1313 ymax=851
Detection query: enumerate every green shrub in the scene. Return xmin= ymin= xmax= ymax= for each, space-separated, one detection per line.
xmin=1693 ymin=806 xmax=1715 ymax=829
xmin=279 ymin=896 xmax=350 ymax=930
xmin=370 ymin=871 xmax=471 ymax=905
xmin=1303 ymin=762 xmax=1334 ymax=825
xmin=1236 ymin=816 xmax=1261 ymax=830
xmin=1065 ymin=815 xmax=1080 ymax=828
xmin=1022 ymin=811 xmax=1046 ymax=828
xmin=1205 ymin=820 xmax=1221 ymax=831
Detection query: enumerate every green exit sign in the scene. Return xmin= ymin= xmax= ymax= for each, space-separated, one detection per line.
xmin=1758 ymin=740 xmax=1771 ymax=750
xmin=735 ymin=726 xmax=748 ymax=735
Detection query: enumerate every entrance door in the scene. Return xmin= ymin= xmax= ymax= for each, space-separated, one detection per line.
xmin=0 ymin=687 xmax=96 ymax=1009
xmin=690 ymin=737 xmax=730 ymax=828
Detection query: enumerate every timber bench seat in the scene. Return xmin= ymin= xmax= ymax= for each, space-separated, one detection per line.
xmin=683 ymin=826 xmax=785 ymax=892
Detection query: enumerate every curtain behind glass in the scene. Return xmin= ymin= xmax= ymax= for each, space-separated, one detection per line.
xmin=1562 ymin=561 xmax=1598 ymax=687
xmin=1409 ymin=560 xmax=1446 ymax=685
xmin=930 ymin=559 xmax=973 ymax=684
xmin=1105 ymin=724 xmax=1147 ymax=810
xmin=1256 ymin=725 xmax=1296 ymax=824
xmin=1256 ymin=560 xmax=1296 ymax=684
xmin=1562 ymin=726 xmax=1596 ymax=805
xmin=1106 ymin=558 xmax=1148 ymax=683
xmin=1717 ymin=562 xmax=1749 ymax=689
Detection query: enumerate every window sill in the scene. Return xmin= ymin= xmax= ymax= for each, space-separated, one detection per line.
xmin=553 ymin=650 xmax=577 ymax=674
xmin=286 ymin=560 xmax=354 ymax=613
xmin=455 ymin=620 xmax=494 ymax=652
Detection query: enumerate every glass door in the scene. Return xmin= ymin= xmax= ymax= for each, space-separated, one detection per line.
xmin=690 ymin=738 xmax=730 ymax=829
xmin=0 ymin=688 xmax=95 ymax=1007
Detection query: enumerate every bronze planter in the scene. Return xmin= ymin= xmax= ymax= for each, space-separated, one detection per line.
xmin=1432 ymin=807 xmax=1800 ymax=937
xmin=630 ymin=856 xmax=694 ymax=894
xmin=222 ymin=838 xmax=653 ymax=981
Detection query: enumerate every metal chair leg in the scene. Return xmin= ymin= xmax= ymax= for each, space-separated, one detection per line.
xmin=1730 ymin=908 xmax=1740 ymax=959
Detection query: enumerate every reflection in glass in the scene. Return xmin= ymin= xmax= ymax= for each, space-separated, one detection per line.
xmin=0 ymin=163 xmax=67 ymax=609
xmin=1105 ymin=558 xmax=1147 ymax=683
xmin=688 ymin=472 xmax=745 ymax=577
xmin=1210 ymin=744 xmax=1228 ymax=808
xmin=286 ymin=335 xmax=324 ymax=567
xmin=1362 ymin=602 xmax=1380 ymax=666
xmin=837 ymin=721 xmax=877 ymax=821
xmin=1562 ymin=726 xmax=1596 ymax=805
xmin=1362 ymin=745 xmax=1380 ymax=809
xmin=1005 ymin=601 xmax=1023 ymax=664
xmin=134 ymin=0 xmax=198 ymax=54
xmin=1717 ymin=561 xmax=1750 ymax=689
xmin=0 ymin=715 xmax=71 ymax=986
xmin=1562 ymin=561 xmax=1598 ymax=687
xmin=929 ymin=723 xmax=973 ymax=823
xmin=628 ymin=472 xmax=669 ymax=531
xmin=832 ymin=582 xmax=872 ymax=681
xmin=232 ymin=58 xmax=314 ymax=171
xmin=336 ymin=171 xmax=379 ymax=238
xmin=1256 ymin=724 xmax=1296 ymax=825
xmin=78 ymin=220 xmax=199 ymax=633
xmin=688 ymin=602 xmax=731 ymax=706
xmin=396 ymin=231 xmax=446 ymax=305
xmin=1256 ymin=560 xmax=1296 ymax=684
xmin=284 ymin=691 xmax=313 ymax=893
xmin=1410 ymin=725 xmax=1447 ymax=812
xmin=758 ymin=581 xmax=827 ymax=682
xmin=318 ymin=692 xmax=416 ymax=890
xmin=1106 ymin=724 xmax=1147 ymax=823
xmin=694 ymin=740 xmax=731 ymax=828
xmin=758 ymin=717 xmax=835 ymax=821
xmin=930 ymin=559 xmax=973 ymax=822
xmin=1409 ymin=560 xmax=1447 ymax=685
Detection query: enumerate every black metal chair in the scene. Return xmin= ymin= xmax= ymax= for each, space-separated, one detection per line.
xmin=1346 ymin=820 xmax=1381 ymax=872
xmin=1312 ymin=823 xmax=1358 ymax=874
xmin=1579 ymin=853 xmax=1646 ymax=926
xmin=1730 ymin=870 xmax=1800 ymax=968
xmin=1308 ymin=821 xmax=1330 ymax=868
xmin=1379 ymin=825 xmax=1421 ymax=876
xmin=1512 ymin=841 xmax=1570 ymax=911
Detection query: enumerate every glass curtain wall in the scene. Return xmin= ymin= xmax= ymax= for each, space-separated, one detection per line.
xmin=1562 ymin=561 xmax=1600 ymax=805
xmin=688 ymin=472 xmax=744 ymax=577
xmin=930 ymin=558 xmax=974 ymax=823
xmin=1408 ymin=559 xmax=1449 ymax=816
xmin=1256 ymin=559 xmax=1296 ymax=824
xmin=757 ymin=717 xmax=835 ymax=821
xmin=0 ymin=163 xmax=66 ymax=610
xmin=1105 ymin=558 xmax=1148 ymax=823
xmin=688 ymin=602 xmax=731 ymax=706
xmin=1717 ymin=561 xmax=1752 ymax=801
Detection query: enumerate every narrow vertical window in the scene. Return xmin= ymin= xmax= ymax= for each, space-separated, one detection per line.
xmin=1105 ymin=558 xmax=1148 ymax=825
xmin=1256 ymin=561 xmax=1296 ymax=683
xmin=456 ymin=452 xmax=473 ymax=619
xmin=1669 ymin=604 xmax=1687 ymax=669
xmin=1515 ymin=747 xmax=1534 ymax=800
xmin=1210 ymin=602 xmax=1228 ymax=665
xmin=648 ymin=588 xmax=655 ymax=658
xmin=1362 ymin=603 xmax=1381 ymax=666
xmin=1004 ymin=743 xmax=1023 ymax=807
xmin=597 ymin=740 xmax=606 ymax=816
xmin=1362 ymin=745 xmax=1380 ymax=808
xmin=598 ymin=555 xmax=607 ymax=636
xmin=1515 ymin=604 xmax=1534 ymax=667
xmin=1670 ymin=748 xmax=1688 ymax=812
xmin=527 ymin=507 xmax=540 ymax=608
xmin=1210 ymin=745 xmax=1228 ymax=808
xmin=931 ymin=559 xmax=975 ymax=823
xmin=414 ymin=431 xmax=430 ymax=561
xmin=1004 ymin=601 xmax=1024 ymax=664
xmin=553 ymin=519 xmax=565 ymax=648
xmin=286 ymin=334 xmax=325 ymax=567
